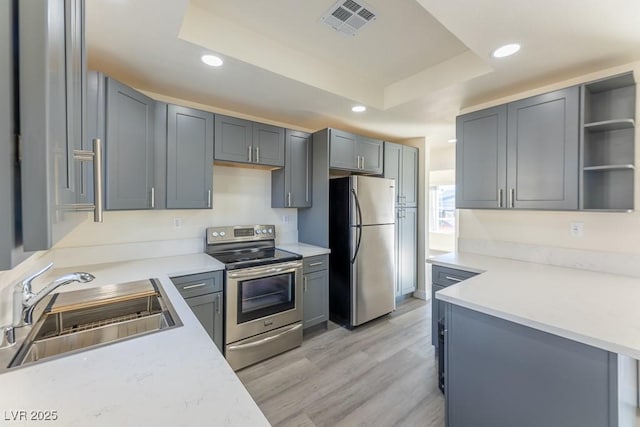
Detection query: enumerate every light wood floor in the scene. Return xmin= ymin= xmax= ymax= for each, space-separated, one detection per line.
xmin=237 ymin=298 xmax=445 ymax=427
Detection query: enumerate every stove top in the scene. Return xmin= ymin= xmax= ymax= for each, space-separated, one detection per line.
xmin=205 ymin=225 xmax=302 ymax=270
xmin=208 ymin=248 xmax=301 ymax=270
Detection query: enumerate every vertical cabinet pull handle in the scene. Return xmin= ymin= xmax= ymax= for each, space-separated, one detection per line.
xmin=361 ymin=156 xmax=365 ymax=169
xmin=248 ymin=145 xmax=253 ymax=162
xmin=509 ymin=188 xmax=515 ymax=208
xmin=498 ymin=189 xmax=504 ymax=208
xmin=287 ymin=192 xmax=292 ymax=207
xmin=93 ymin=138 xmax=104 ymax=222
xmin=215 ymin=293 xmax=221 ymax=314
xmin=150 ymin=187 xmax=155 ymax=209
xmin=303 ymin=276 xmax=308 ymax=293
xmin=207 ymin=190 xmax=212 ymax=208
xmin=256 ymin=146 xmax=260 ymax=163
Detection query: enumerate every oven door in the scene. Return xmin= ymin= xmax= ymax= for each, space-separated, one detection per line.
xmin=226 ymin=260 xmax=303 ymax=344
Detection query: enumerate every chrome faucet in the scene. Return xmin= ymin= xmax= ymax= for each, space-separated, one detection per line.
xmin=1 ymin=263 xmax=95 ymax=348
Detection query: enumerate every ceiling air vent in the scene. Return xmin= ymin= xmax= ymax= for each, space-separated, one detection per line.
xmin=320 ymin=0 xmax=377 ymax=36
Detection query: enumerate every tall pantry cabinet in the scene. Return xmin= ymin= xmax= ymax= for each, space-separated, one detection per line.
xmin=384 ymin=142 xmax=418 ymax=297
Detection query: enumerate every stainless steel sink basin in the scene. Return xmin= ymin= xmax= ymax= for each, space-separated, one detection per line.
xmin=8 ymin=278 xmax=182 ymax=369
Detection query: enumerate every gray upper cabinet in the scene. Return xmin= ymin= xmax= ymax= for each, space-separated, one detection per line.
xmin=507 ymin=87 xmax=579 ymax=210
xmin=272 ymin=130 xmax=312 ymax=208
xmin=358 ymin=136 xmax=384 ymax=174
xmin=456 ymin=87 xmax=579 ymax=210
xmin=329 ymin=129 xmax=383 ymax=174
xmin=0 ymin=0 xmax=18 ymax=269
xmin=215 ymin=114 xmax=284 ymax=167
xmin=214 ymin=115 xmax=252 ymax=163
xmin=105 ymin=77 xmax=156 ymax=210
xmin=401 ymin=146 xmax=418 ymax=207
xmin=253 ymin=123 xmax=285 ymax=166
xmin=456 ymin=105 xmax=508 ymax=209
xmin=20 ymin=0 xmax=86 ymax=251
xmin=166 ymin=105 xmax=214 ymax=209
xmin=384 ymin=142 xmax=418 ymax=208
xmin=329 ymin=129 xmax=358 ymax=170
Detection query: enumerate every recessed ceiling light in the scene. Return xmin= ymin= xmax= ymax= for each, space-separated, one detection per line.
xmin=448 ymin=139 xmax=457 ymax=144
xmin=352 ymin=105 xmax=367 ymax=113
xmin=201 ymin=54 xmax=223 ymax=67
xmin=492 ymin=43 xmax=521 ymax=58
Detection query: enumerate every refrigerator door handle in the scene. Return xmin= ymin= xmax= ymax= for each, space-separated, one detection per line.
xmin=351 ymin=189 xmax=364 ymax=264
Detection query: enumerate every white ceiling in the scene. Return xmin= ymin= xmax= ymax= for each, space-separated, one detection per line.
xmin=86 ymin=0 xmax=640 ymax=147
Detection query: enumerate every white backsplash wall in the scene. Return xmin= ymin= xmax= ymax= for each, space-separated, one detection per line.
xmin=54 ymin=165 xmax=298 ymax=251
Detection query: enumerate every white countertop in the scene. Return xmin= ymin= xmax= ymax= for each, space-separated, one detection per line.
xmin=429 ymin=252 xmax=640 ymax=359
xmin=277 ymin=243 xmax=330 ymax=257
xmin=0 ymin=254 xmax=270 ymax=427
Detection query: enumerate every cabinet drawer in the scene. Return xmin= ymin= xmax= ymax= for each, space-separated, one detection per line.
xmin=432 ymin=265 xmax=477 ymax=287
xmin=171 ymin=271 xmax=223 ymax=298
xmin=303 ymin=255 xmax=329 ymax=273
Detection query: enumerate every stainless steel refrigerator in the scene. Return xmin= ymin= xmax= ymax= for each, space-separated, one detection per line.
xmin=329 ymin=176 xmax=396 ymax=328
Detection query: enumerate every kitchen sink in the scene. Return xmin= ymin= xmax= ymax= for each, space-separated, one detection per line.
xmin=8 ymin=278 xmax=182 ymax=369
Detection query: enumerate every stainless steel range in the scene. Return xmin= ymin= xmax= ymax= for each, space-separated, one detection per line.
xmin=205 ymin=225 xmax=303 ymax=371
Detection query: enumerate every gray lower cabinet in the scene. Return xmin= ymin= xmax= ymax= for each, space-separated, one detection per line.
xmin=272 ymin=130 xmax=312 ymax=208
xmin=20 ymin=0 xmax=86 ymax=251
xmin=456 ymin=87 xmax=579 ymax=210
xmin=384 ymin=142 xmax=418 ymax=208
xmin=445 ymin=304 xmax=618 ymax=427
xmin=303 ymin=255 xmax=329 ymax=330
xmin=329 ymin=128 xmax=383 ymax=174
xmin=166 ymin=105 xmax=214 ymax=209
xmin=396 ymin=207 xmax=417 ymax=296
xmin=431 ymin=265 xmax=477 ymax=347
xmin=171 ymin=271 xmax=223 ymax=352
xmin=214 ymin=114 xmax=285 ymax=167
xmin=105 ymin=77 xmax=156 ymax=210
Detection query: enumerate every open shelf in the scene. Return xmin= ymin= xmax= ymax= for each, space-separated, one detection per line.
xmin=584 ymin=119 xmax=635 ymax=132
xmin=580 ymin=72 xmax=636 ymax=211
xmin=582 ymin=168 xmax=634 ymax=211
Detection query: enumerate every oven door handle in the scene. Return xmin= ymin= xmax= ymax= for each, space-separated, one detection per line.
xmin=226 ymin=323 xmax=302 ymax=350
xmin=227 ymin=262 xmax=301 ymax=279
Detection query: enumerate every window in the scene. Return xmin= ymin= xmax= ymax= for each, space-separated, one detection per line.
xmin=429 ymin=184 xmax=455 ymax=233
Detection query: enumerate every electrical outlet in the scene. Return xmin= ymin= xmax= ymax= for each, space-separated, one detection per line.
xmin=174 ymin=217 xmax=183 ymax=229
xmin=282 ymin=215 xmax=290 ymax=224
xmin=570 ymin=222 xmax=583 ymax=238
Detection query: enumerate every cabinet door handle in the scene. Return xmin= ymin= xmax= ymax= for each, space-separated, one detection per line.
xmin=183 ymin=283 xmax=208 ymax=290
xmin=361 ymin=156 xmax=365 ymax=169
xmin=509 ymin=188 xmax=515 ymax=208
xmin=445 ymin=276 xmax=463 ymax=282
xmin=498 ymin=189 xmax=504 ymax=208
xmin=215 ymin=293 xmax=221 ymax=314
xmin=248 ymin=145 xmax=253 ymax=162
xmin=308 ymin=262 xmax=323 ymax=267
xmin=207 ymin=190 xmax=212 ymax=208
xmin=256 ymin=146 xmax=260 ymax=163
xmin=150 ymin=187 xmax=155 ymax=209
xmin=287 ymin=192 xmax=292 ymax=207
xmin=303 ymin=276 xmax=308 ymax=292
xmin=93 ymin=139 xmax=104 ymax=222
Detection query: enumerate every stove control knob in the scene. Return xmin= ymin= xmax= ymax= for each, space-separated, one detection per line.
xmin=211 ymin=232 xmax=219 ymax=237
xmin=262 ymin=229 xmax=268 ymax=234
xmin=256 ymin=229 xmax=261 ymax=234
xmin=219 ymin=231 xmax=226 ymax=237
xmin=268 ymin=228 xmax=273 ymax=234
